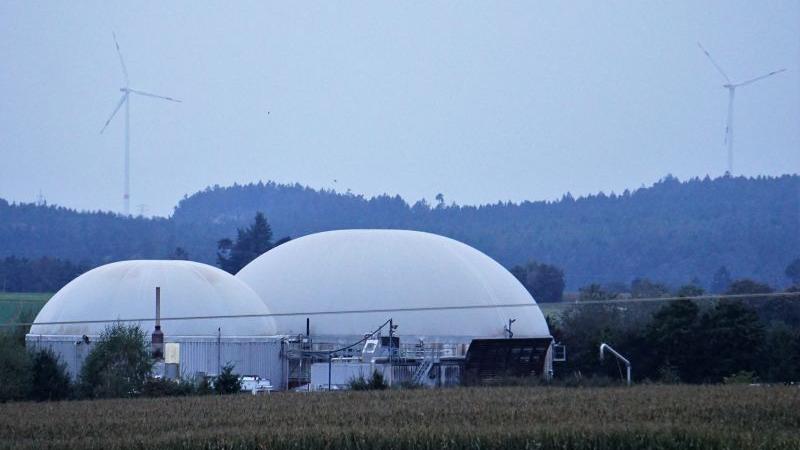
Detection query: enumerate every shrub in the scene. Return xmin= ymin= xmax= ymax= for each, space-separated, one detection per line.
xmin=141 ymin=378 xmax=196 ymax=397
xmin=349 ymin=370 xmax=387 ymax=390
xmin=723 ymin=371 xmax=758 ymax=385
xmin=214 ymin=364 xmax=241 ymax=395
xmin=0 ymin=333 xmax=31 ymax=402
xmin=348 ymin=375 xmax=369 ymax=391
xmin=79 ymin=323 xmax=153 ymax=399
xmin=29 ymin=348 xmax=71 ymax=401
xmin=196 ymin=376 xmax=214 ymax=395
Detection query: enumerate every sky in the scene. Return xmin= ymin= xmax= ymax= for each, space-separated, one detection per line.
xmin=0 ymin=1 xmax=798 ymax=217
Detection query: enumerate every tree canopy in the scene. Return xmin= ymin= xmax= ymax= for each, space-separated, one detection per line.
xmin=216 ymin=212 xmax=289 ymax=274
xmin=79 ymin=323 xmax=153 ymax=399
xmin=0 ymin=174 xmax=796 ymax=290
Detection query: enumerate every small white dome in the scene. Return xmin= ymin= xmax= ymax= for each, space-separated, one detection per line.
xmin=30 ymin=260 xmax=277 ymax=336
xmin=237 ymin=230 xmax=550 ymax=338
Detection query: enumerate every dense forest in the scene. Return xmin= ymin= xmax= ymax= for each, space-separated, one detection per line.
xmin=0 ymin=174 xmax=797 ymax=290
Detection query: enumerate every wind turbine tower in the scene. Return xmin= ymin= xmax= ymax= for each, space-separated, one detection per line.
xmin=100 ymin=33 xmax=181 ymax=215
xmin=698 ymin=43 xmax=785 ymax=175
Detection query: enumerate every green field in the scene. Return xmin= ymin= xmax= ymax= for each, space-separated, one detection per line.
xmin=1 ymin=385 xmax=798 ymax=450
xmin=0 ymin=292 xmax=51 ymax=325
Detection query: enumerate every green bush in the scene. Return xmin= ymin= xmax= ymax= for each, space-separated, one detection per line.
xmin=349 ymin=370 xmax=388 ymax=391
xmin=213 ymin=364 xmax=241 ymax=395
xmin=0 ymin=333 xmax=31 ymax=402
xmin=196 ymin=376 xmax=214 ymax=395
xmin=141 ymin=378 xmax=196 ymax=397
xmin=29 ymin=348 xmax=71 ymax=401
xmin=79 ymin=323 xmax=153 ymax=399
xmin=723 ymin=371 xmax=758 ymax=385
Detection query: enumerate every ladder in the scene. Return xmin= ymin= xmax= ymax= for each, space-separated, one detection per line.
xmin=412 ymin=359 xmax=434 ymax=384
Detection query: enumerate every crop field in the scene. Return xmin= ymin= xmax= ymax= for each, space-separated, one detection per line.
xmin=0 ymin=385 xmax=798 ymax=450
xmin=0 ymin=293 xmax=50 ymax=325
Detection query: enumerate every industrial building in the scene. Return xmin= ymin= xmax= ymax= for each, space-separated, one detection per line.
xmin=26 ymin=260 xmax=285 ymax=386
xmin=27 ymin=230 xmax=553 ymax=390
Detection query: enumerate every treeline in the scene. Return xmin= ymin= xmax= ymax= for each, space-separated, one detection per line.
xmin=170 ymin=174 xmax=799 ymax=290
xmin=0 ymin=257 xmax=88 ymax=293
xmin=1 ymin=174 xmax=798 ymax=290
xmin=551 ymin=280 xmax=800 ymax=384
xmin=0 ymin=199 xmax=174 ymax=265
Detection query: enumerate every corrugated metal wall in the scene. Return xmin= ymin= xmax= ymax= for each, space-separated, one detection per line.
xmin=26 ymin=335 xmax=95 ymax=380
xmin=26 ymin=335 xmax=286 ymax=389
xmin=176 ymin=337 xmax=285 ymax=389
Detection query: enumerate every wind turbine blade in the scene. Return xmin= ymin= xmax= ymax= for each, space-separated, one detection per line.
xmin=112 ymin=32 xmax=129 ymax=85
xmin=100 ymin=93 xmax=128 ymax=134
xmin=697 ymin=42 xmax=731 ymax=83
xmin=734 ymin=68 xmax=787 ymax=87
xmin=128 ymin=88 xmax=182 ymax=103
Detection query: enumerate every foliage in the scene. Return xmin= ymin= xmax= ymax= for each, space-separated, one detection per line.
xmin=1 ymin=175 xmax=798 ymax=290
xmin=727 ymin=279 xmax=773 ymax=296
xmin=28 ymin=348 xmax=71 ymax=401
xmin=643 ymin=299 xmax=700 ymax=382
xmin=79 ymin=323 xmax=153 ymax=399
xmin=722 ymin=371 xmax=758 ymax=385
xmin=711 ymin=266 xmax=732 ymax=294
xmin=553 ymin=285 xmax=797 ymax=384
xmin=348 ymin=375 xmax=369 ymax=390
xmin=213 ymin=363 xmax=241 ymax=395
xmin=785 ymin=258 xmax=800 ymax=285
xmin=0 ymin=333 xmax=30 ymax=402
xmin=578 ymin=284 xmax=614 ymax=301
xmin=697 ymin=301 xmax=765 ymax=382
xmin=0 ymin=385 xmax=798 ymax=449
xmin=196 ymin=376 xmax=214 ymax=395
xmin=758 ymin=325 xmax=800 ymax=383
xmin=0 ymin=256 xmax=87 ymax=293
xmin=216 ymin=212 xmax=289 ymax=274
xmin=674 ymin=283 xmax=704 ymax=298
xmin=141 ymin=377 xmax=197 ymax=397
xmin=630 ymin=278 xmax=669 ymax=298
xmin=167 ymin=247 xmax=189 ymax=260
xmin=348 ymin=370 xmax=388 ymax=390
xmin=510 ymin=261 xmax=565 ymax=302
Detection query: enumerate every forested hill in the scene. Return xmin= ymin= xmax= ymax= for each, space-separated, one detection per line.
xmin=1 ymin=174 xmax=798 ymax=289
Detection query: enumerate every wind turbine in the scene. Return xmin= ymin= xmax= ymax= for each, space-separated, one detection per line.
xmin=100 ymin=33 xmax=181 ymax=215
xmin=697 ymin=42 xmax=785 ymax=175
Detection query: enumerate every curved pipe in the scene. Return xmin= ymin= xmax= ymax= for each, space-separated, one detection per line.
xmin=599 ymin=343 xmax=632 ymax=385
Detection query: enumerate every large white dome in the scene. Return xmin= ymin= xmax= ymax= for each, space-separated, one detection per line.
xmin=30 ymin=260 xmax=277 ymax=337
xmin=237 ymin=230 xmax=550 ymax=339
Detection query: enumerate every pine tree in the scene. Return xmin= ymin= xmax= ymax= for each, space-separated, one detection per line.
xmin=216 ymin=212 xmax=289 ymax=274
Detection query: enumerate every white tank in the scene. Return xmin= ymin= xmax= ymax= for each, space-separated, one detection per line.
xmin=30 ymin=260 xmax=277 ymax=336
xmin=237 ymin=229 xmax=550 ymax=339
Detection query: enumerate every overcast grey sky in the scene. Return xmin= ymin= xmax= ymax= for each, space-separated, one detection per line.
xmin=1 ymin=1 xmax=798 ymax=216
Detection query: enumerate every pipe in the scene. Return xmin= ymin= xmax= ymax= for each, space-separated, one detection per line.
xmin=151 ymin=286 xmax=164 ymax=360
xmin=155 ymin=287 xmax=161 ymax=327
xmin=599 ymin=343 xmax=632 ymax=385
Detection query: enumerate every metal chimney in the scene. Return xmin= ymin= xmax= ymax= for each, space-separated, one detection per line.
xmin=151 ymin=286 xmax=164 ymax=360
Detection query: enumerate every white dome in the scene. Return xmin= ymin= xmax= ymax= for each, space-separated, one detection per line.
xmin=30 ymin=260 xmax=277 ymax=337
xmin=237 ymin=230 xmax=550 ymax=339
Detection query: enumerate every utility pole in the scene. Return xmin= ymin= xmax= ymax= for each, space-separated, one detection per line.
xmin=388 ymin=319 xmax=398 ymax=387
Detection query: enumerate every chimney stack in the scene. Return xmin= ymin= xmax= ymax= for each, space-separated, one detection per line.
xmin=152 ymin=286 xmax=164 ymax=360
